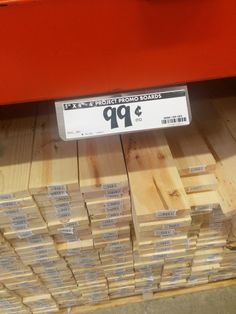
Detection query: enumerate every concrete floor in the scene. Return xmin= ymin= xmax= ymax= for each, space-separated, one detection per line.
xmin=89 ymin=286 xmax=236 ymax=314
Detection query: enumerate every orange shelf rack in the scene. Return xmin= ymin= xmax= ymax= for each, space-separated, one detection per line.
xmin=0 ymin=0 xmax=235 ymax=106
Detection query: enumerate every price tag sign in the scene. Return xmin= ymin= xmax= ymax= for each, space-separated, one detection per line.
xmin=55 ymin=85 xmax=191 ymax=140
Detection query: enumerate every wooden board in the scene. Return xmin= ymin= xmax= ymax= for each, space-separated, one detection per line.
xmin=193 ymin=99 xmax=236 ymax=218
xmin=78 ymin=136 xmax=128 ymax=194
xmin=0 ymin=106 xmax=36 ymax=199
xmin=29 ymin=105 xmax=80 ymax=195
xmin=187 ymin=191 xmax=221 ymax=210
xmin=213 ymin=96 xmax=236 ymax=141
xmin=165 ymin=123 xmax=216 ymax=176
xmin=138 ymin=216 xmax=191 ymax=232
xmin=182 ymin=173 xmax=217 ymax=194
xmin=122 ymin=130 xmax=190 ymax=223
xmin=215 ymin=162 xmax=236 ymax=218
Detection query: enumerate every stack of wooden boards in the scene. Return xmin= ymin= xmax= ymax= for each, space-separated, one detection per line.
xmin=0 ymin=89 xmax=235 ymax=313
xmin=78 ymin=136 xmax=133 ymax=301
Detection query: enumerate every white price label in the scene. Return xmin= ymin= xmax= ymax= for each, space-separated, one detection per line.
xmin=49 ymin=190 xmax=68 ymax=198
xmin=17 ymin=230 xmax=34 ymax=239
xmin=27 ymin=235 xmax=44 ymax=244
xmin=102 ymin=183 xmax=122 ymax=190
xmin=154 ymin=229 xmax=175 ymax=237
xmin=157 ymin=240 xmax=173 ymax=247
xmin=58 ymin=227 xmax=74 ymax=234
xmin=67 ymin=248 xmax=81 ymax=255
xmin=55 ymin=204 xmax=71 ymax=218
xmin=100 ymin=218 xmax=116 ymax=227
xmin=102 ymin=232 xmax=118 ymax=241
xmin=156 ymin=210 xmax=177 ymax=218
xmin=105 ymin=201 xmax=124 ymax=213
xmin=189 ymin=165 xmax=206 ymax=174
xmin=0 ymin=194 xmax=13 ymax=201
xmin=105 ymin=189 xmax=123 ymax=198
xmin=11 ymin=215 xmax=28 ymax=230
xmin=4 ymin=208 xmax=20 ymax=216
xmin=55 ymin=86 xmax=191 ymax=140
xmin=163 ymin=222 xmax=181 ymax=229
xmin=48 ymin=185 xmax=66 ymax=193
xmin=106 ymin=242 xmax=128 ymax=251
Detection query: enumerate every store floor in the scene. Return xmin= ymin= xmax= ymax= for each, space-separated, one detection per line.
xmin=88 ymin=286 xmax=236 ymax=314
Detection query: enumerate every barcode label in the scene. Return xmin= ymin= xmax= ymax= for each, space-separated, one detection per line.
xmin=106 ymin=243 xmax=128 ymax=251
xmin=34 ymin=245 xmax=48 ymax=252
xmin=0 ymin=300 xmax=11 ymax=306
xmin=54 ymin=202 xmax=70 ymax=208
xmin=144 ymin=276 xmax=155 ymax=282
xmin=11 ymin=215 xmax=28 ymax=230
xmin=11 ymin=214 xmax=27 ymax=222
xmin=55 ymin=204 xmax=71 ymax=218
xmin=156 ymin=210 xmax=176 ymax=218
xmin=102 ymin=232 xmax=118 ymax=241
xmin=58 ymin=227 xmax=74 ymax=234
xmin=49 ymin=190 xmax=68 ymax=198
xmin=1 ymin=201 xmax=19 ymax=208
xmin=52 ymin=196 xmax=70 ymax=202
xmin=67 ymin=248 xmax=81 ymax=255
xmin=62 ymin=233 xmax=78 ymax=242
xmin=102 ymin=183 xmax=122 ymax=190
xmin=189 ymin=165 xmax=206 ymax=174
xmin=27 ymin=235 xmax=44 ymax=244
xmin=206 ymin=255 xmax=219 ymax=262
xmin=100 ymin=218 xmax=116 ymax=227
xmin=34 ymin=248 xmax=50 ymax=255
xmin=161 ymin=116 xmax=187 ymax=125
xmin=4 ymin=208 xmax=20 ymax=216
xmin=48 ymin=185 xmax=66 ymax=193
xmin=105 ymin=200 xmax=124 ymax=210
xmin=105 ymin=189 xmax=123 ymax=198
xmin=106 ymin=211 xmax=122 ymax=218
xmin=153 ymin=253 xmax=168 ymax=260
xmin=154 ymin=229 xmax=175 ymax=237
xmin=0 ymin=194 xmax=14 ymax=201
xmin=163 ymin=222 xmax=181 ymax=229
xmin=17 ymin=230 xmax=34 ymax=239
xmin=64 ymin=221 xmax=80 ymax=228
xmin=157 ymin=240 xmax=173 ymax=247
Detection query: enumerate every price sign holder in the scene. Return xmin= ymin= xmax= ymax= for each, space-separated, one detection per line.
xmin=55 ymin=85 xmax=191 ymax=141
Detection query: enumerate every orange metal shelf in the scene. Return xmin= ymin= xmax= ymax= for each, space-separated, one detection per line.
xmin=0 ymin=0 xmax=235 ymax=105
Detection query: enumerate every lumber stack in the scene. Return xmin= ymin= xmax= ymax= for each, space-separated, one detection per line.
xmin=165 ymin=119 xmax=236 ymax=287
xmin=29 ymin=107 xmax=87 ymax=308
xmin=0 ymin=106 xmax=60 ymax=312
xmin=29 ymin=106 xmax=88 ymax=239
xmin=0 ymin=105 xmax=47 ymax=240
xmin=78 ymin=136 xmax=133 ymax=302
xmin=0 ymin=85 xmax=236 ymax=313
xmin=0 ymin=284 xmax=31 ymax=314
xmin=23 ymin=294 xmax=58 ymax=314
xmin=122 ymin=130 xmax=192 ymax=293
